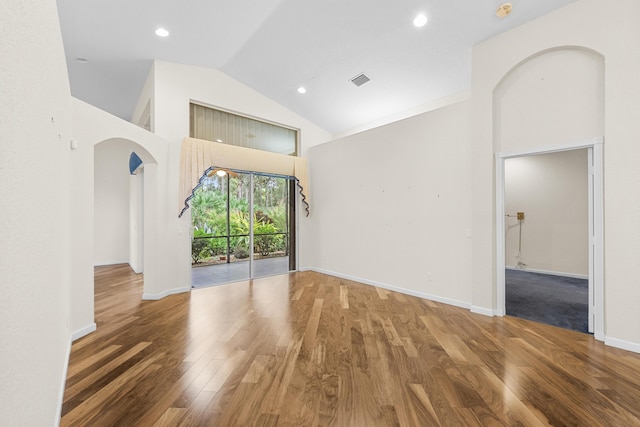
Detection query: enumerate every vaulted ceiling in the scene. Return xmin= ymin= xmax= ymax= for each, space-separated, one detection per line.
xmin=57 ymin=0 xmax=577 ymax=135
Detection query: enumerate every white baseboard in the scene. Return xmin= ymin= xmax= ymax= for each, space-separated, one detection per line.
xmin=93 ymin=260 xmax=130 ymax=267
xmin=56 ymin=338 xmax=72 ymax=427
xmin=71 ymin=323 xmax=96 ymax=341
xmin=471 ymin=306 xmax=496 ymax=317
xmin=142 ymin=286 xmax=191 ymax=300
xmin=605 ymin=336 xmax=640 ymax=354
xmin=506 ymin=266 xmax=588 ymax=280
xmin=57 ymin=325 xmax=96 ymax=425
xmin=306 ymin=267 xmax=471 ymax=310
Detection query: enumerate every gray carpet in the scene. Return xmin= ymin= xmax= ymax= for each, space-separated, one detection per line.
xmin=505 ymin=269 xmax=588 ymax=333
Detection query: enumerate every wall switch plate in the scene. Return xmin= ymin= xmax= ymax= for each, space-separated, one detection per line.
xmin=517 ymin=212 xmax=525 ymax=220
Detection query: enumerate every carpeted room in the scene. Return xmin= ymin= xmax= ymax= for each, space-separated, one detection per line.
xmin=504 ymin=149 xmax=591 ymax=334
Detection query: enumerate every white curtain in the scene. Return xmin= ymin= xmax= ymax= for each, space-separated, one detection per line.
xmin=178 ymin=137 xmax=310 ymax=217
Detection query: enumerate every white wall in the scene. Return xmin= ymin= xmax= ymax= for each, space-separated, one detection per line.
xmin=148 ymin=61 xmax=333 ymax=289
xmin=306 ymin=101 xmax=472 ymax=306
xmin=129 ymin=171 xmax=144 ymax=273
xmin=69 ymin=110 xmax=95 ymax=341
xmin=471 ymin=0 xmax=640 ymax=350
xmin=131 ymin=63 xmax=155 ymax=132
xmin=505 ymin=150 xmax=588 ymax=276
xmin=494 ymin=48 xmax=604 ymax=152
xmin=0 ymin=0 xmax=72 ymax=424
xmin=94 ymin=140 xmax=132 ymax=265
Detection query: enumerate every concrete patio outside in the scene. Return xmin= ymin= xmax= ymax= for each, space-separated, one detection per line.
xmin=191 ymin=256 xmax=290 ymax=288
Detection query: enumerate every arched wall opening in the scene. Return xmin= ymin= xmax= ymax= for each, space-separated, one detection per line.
xmin=492 ymin=46 xmax=605 ymax=339
xmin=69 ymin=97 xmax=177 ymax=341
xmin=94 ymin=138 xmax=159 ymax=290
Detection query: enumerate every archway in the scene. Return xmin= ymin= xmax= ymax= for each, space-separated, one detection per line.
xmin=492 ymin=47 xmax=605 ymax=339
xmin=94 ymin=138 xmax=159 ymax=291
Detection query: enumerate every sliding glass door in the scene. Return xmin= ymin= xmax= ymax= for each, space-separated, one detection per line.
xmin=190 ymin=170 xmax=295 ymax=288
xmin=251 ymin=174 xmax=293 ymax=279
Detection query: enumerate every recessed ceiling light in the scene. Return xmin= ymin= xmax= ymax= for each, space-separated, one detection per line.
xmin=297 ymin=87 xmax=307 ymax=94
xmin=496 ymin=3 xmax=512 ymax=18
xmin=413 ymin=14 xmax=428 ymax=28
xmin=155 ymin=28 xmax=170 ymax=37
xmin=75 ymin=57 xmax=89 ymax=64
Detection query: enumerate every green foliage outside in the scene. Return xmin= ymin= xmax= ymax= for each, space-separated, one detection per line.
xmin=190 ymin=173 xmax=289 ymax=264
xmin=191 ymin=237 xmax=209 ymax=264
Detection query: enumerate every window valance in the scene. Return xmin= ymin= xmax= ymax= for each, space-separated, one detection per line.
xmin=178 ymin=137 xmax=310 ymax=218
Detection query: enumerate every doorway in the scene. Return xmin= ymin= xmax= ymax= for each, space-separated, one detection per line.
xmin=503 ymin=149 xmax=589 ymax=332
xmin=496 ymin=138 xmax=604 ymax=340
xmin=190 ymin=170 xmax=296 ymax=287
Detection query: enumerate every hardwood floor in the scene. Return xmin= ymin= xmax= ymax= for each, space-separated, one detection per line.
xmin=61 ymin=265 xmax=640 ymax=426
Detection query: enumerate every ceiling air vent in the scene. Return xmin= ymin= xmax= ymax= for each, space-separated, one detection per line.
xmin=350 ymin=73 xmax=371 ymax=87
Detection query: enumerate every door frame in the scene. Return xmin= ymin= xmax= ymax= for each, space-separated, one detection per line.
xmin=495 ymin=137 xmax=604 ymax=340
xmin=191 ymin=170 xmax=298 ymax=283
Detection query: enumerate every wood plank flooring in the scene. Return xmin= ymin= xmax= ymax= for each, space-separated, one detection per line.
xmin=61 ymin=264 xmax=640 ymax=426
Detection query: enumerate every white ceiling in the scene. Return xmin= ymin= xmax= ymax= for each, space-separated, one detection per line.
xmin=57 ymin=0 xmax=577 ymax=135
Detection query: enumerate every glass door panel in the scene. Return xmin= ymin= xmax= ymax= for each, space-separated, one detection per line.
xmin=190 ymin=171 xmax=250 ymax=287
xmin=227 ymin=172 xmax=251 ymax=281
xmin=252 ymin=174 xmax=293 ymax=279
